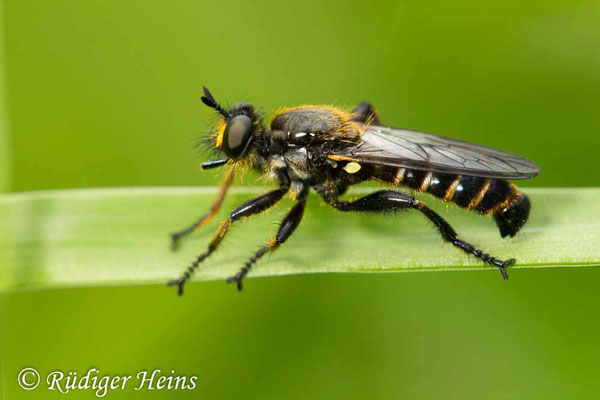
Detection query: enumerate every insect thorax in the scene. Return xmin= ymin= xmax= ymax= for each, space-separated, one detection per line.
xmin=262 ymin=106 xmax=359 ymax=184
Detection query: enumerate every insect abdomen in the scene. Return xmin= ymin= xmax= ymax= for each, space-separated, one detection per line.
xmin=377 ymin=167 xmax=530 ymax=237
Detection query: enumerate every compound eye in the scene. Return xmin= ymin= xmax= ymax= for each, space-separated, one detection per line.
xmin=222 ymin=115 xmax=253 ymax=158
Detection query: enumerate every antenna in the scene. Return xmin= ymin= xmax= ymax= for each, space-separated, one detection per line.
xmin=201 ymin=87 xmax=230 ymax=119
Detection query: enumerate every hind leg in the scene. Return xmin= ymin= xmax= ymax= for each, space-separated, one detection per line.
xmin=351 ymin=101 xmax=381 ymax=125
xmin=317 ymin=188 xmax=515 ymax=279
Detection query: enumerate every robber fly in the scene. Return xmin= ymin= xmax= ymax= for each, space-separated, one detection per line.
xmin=167 ymin=87 xmax=539 ymax=295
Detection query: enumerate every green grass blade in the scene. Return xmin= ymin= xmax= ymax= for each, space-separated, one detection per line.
xmin=1 ymin=187 xmax=599 ymax=293
xmin=0 ymin=1 xmax=11 ymax=193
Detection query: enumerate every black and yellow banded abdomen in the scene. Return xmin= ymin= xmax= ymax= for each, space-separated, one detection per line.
xmin=376 ymin=166 xmax=530 ymax=237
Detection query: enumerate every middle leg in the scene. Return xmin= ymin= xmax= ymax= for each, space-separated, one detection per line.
xmin=318 ymin=189 xmax=514 ymax=279
xmin=226 ymin=187 xmax=308 ymax=291
xmin=167 ymin=175 xmax=290 ymax=295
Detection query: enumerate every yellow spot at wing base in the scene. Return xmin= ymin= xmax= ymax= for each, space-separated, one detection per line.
xmin=328 ymin=155 xmax=358 ymax=162
xmin=343 ymin=162 xmax=362 ymax=174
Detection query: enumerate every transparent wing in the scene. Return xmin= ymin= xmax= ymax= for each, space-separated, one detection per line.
xmin=331 ymin=125 xmax=540 ymax=179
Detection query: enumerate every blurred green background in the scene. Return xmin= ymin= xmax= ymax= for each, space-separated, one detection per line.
xmin=1 ymin=0 xmax=600 ymax=398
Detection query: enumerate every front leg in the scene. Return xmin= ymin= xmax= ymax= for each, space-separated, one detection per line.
xmin=167 ymin=172 xmax=290 ymax=295
xmin=317 ymin=188 xmax=514 ymax=279
xmin=226 ymin=186 xmax=308 ymax=291
xmin=170 ymin=168 xmax=235 ymax=250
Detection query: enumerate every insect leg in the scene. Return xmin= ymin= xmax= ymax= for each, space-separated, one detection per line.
xmin=167 ymin=175 xmax=290 ymax=295
xmin=170 ymin=168 xmax=235 ymax=251
xmin=226 ymin=186 xmax=308 ymax=291
xmin=351 ymin=101 xmax=381 ymax=125
xmin=319 ymin=189 xmax=514 ymax=279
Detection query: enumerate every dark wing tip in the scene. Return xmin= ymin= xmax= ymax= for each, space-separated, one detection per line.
xmin=509 ymin=156 xmax=540 ymax=179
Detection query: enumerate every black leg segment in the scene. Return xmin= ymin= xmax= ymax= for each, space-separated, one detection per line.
xmin=167 ymin=180 xmax=289 ymax=295
xmin=351 ymin=101 xmax=381 ymax=125
xmin=319 ymin=189 xmax=514 ymax=279
xmin=226 ymin=189 xmax=307 ymax=291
